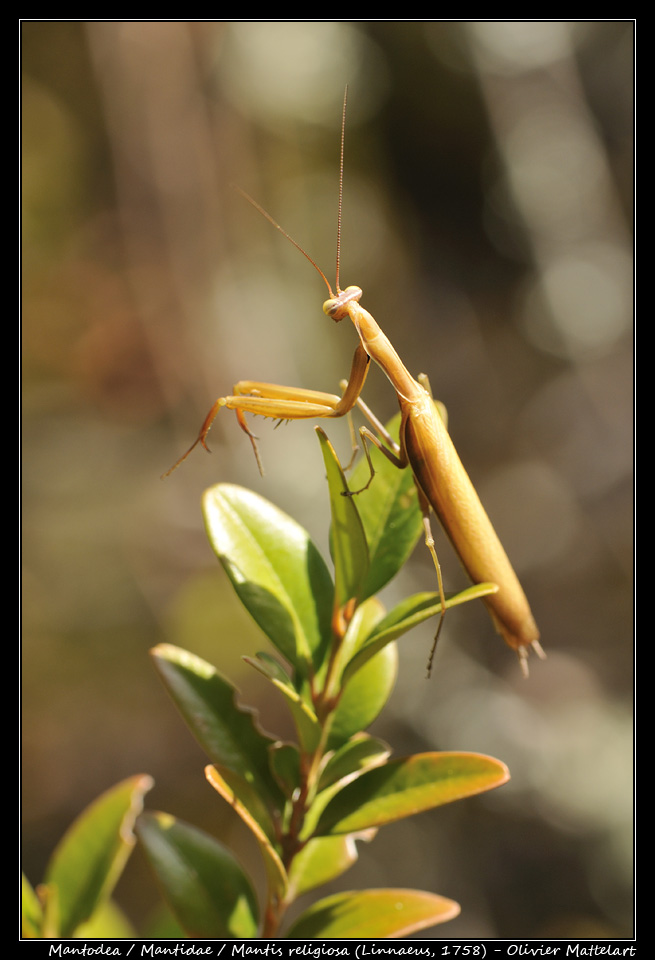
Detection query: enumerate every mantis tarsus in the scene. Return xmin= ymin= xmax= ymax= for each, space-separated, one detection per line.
xmin=164 ymin=92 xmax=543 ymax=676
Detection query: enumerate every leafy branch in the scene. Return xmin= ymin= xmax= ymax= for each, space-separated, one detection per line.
xmin=23 ymin=419 xmax=508 ymax=940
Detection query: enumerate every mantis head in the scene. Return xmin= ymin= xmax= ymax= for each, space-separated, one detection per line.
xmin=323 ymin=285 xmax=363 ymax=322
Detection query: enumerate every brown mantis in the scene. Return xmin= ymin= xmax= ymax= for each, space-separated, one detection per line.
xmin=164 ymin=92 xmax=543 ymax=676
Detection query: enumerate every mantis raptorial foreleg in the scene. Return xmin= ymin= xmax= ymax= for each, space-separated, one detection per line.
xmin=162 ymin=344 xmax=371 ymax=479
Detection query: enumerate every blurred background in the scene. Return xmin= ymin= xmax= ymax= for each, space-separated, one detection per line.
xmin=22 ymin=22 xmax=633 ymax=940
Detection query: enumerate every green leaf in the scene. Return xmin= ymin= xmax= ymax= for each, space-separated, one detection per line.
xmin=317 ymin=427 xmax=369 ymax=609
xmin=151 ymin=644 xmax=284 ymax=814
xmin=298 ymin=736 xmax=390 ymax=841
xmin=137 ymin=812 xmax=258 ymax=939
xmin=205 ymin=765 xmax=288 ymax=900
xmin=43 ymin=775 xmax=153 ymax=938
xmin=329 ymin=592 xmax=386 ymax=686
xmin=202 ymin=484 xmax=333 ymax=673
xmin=285 ymin=888 xmax=460 ymax=938
xmin=343 ymin=583 xmax=499 ymax=682
xmin=314 ymin=752 xmax=510 ymax=835
xmin=318 ymin=736 xmax=390 ymax=793
xmin=327 ymin=637 xmax=397 ymax=750
xmin=348 ymin=413 xmax=424 ymax=600
xmin=286 ymin=836 xmax=361 ymax=899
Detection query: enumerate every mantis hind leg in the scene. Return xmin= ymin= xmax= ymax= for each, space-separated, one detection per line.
xmin=341 ymin=424 xmax=405 ymax=496
xmin=340 ymin=391 xmax=406 ymax=496
xmin=418 ymin=489 xmax=447 ymax=679
xmin=340 ymin=400 xmax=448 ymax=677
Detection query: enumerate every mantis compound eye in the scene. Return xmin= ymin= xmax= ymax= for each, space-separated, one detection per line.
xmin=323 ymin=298 xmax=341 ymax=320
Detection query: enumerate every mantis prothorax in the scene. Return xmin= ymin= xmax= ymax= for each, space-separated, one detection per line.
xmin=164 ymin=91 xmax=543 ymax=676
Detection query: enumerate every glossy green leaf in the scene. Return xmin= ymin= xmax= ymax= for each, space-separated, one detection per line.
xmin=285 ymin=888 xmax=460 ymax=938
xmin=137 ymin=812 xmax=258 ymax=939
xmin=286 ymin=835 xmax=361 ymax=899
xmin=327 ymin=641 xmax=397 ymax=750
xmin=246 ymin=650 xmax=291 ymax=685
xmin=318 ymin=736 xmax=390 ymax=793
xmin=329 ymin=592 xmax=386 ymax=687
xmin=202 ymin=484 xmax=333 ymax=672
xmin=348 ymin=413 xmax=424 ymax=600
xmin=343 ymin=583 xmax=499 ymax=682
xmin=299 ymin=736 xmax=390 ymax=841
xmin=315 ymin=752 xmax=510 ymax=835
xmin=43 ymin=775 xmax=153 ymax=937
xmin=205 ymin=765 xmax=287 ymax=899
xmin=317 ymin=427 xmax=369 ymax=608
xmin=151 ymin=644 xmax=284 ymax=814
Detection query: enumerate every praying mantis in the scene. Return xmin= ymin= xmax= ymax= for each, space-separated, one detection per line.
xmin=164 ymin=92 xmax=543 ymax=676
